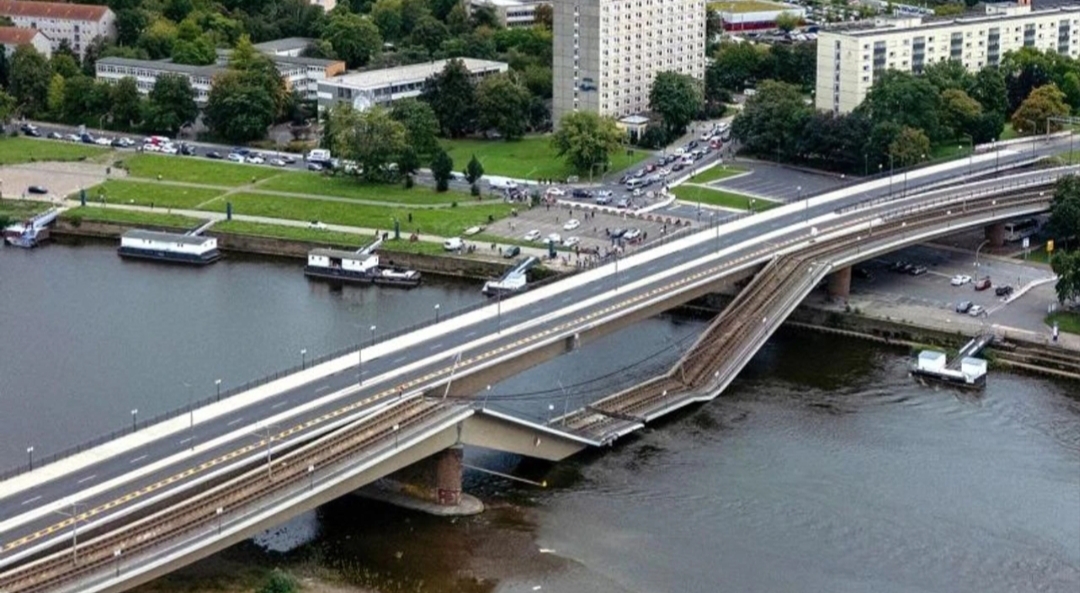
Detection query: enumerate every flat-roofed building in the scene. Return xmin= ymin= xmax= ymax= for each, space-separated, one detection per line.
xmin=552 ymin=0 xmax=707 ymax=123
xmin=253 ymin=37 xmax=316 ymax=58
xmin=817 ymin=1 xmax=1080 ymax=113
xmin=317 ymin=58 xmax=508 ymax=111
xmin=0 ymin=0 xmax=114 ymax=59
xmin=0 ymin=26 xmax=51 ymax=58
xmin=95 ymin=57 xmax=220 ymax=104
xmin=469 ymin=0 xmax=549 ymax=28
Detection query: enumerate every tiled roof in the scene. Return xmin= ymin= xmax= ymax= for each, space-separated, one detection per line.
xmin=0 ymin=25 xmax=43 ymax=45
xmin=0 ymin=1 xmax=110 ymax=22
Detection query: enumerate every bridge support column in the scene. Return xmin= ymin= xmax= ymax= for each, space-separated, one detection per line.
xmin=827 ymin=266 xmax=851 ymax=300
xmin=366 ymin=446 xmax=483 ymax=515
xmin=985 ymin=222 xmax=1005 ymax=248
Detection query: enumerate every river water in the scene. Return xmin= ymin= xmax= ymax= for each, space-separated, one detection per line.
xmin=1 ymin=242 xmax=1077 ymax=593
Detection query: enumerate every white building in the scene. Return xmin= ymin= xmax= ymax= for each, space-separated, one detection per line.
xmin=552 ymin=0 xmax=707 ymax=124
xmin=468 ymin=0 xmax=548 ymax=28
xmin=253 ymin=37 xmax=316 ymax=58
xmin=0 ymin=26 xmax=51 ymax=58
xmin=306 ymin=0 xmax=337 ymax=11
xmin=317 ymin=58 xmax=509 ymax=111
xmin=817 ymin=0 xmax=1080 ymax=114
xmin=0 ymin=0 xmax=114 ymax=59
xmin=716 ymin=1 xmax=807 ymax=32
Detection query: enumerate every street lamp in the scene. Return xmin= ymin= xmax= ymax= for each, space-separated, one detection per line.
xmin=215 ymin=507 xmax=224 ymax=535
xmin=183 ymin=381 xmax=194 ymax=450
xmin=392 ymin=423 xmax=400 ymax=448
xmin=300 ymin=348 xmax=307 ymax=369
xmin=26 ymin=445 xmax=33 ymax=471
xmin=252 ymin=424 xmax=277 ymax=480
xmin=434 ymin=303 xmax=440 ymax=323
xmin=369 ymin=325 xmax=377 ymax=346
xmin=113 ymin=548 xmax=122 ymax=578
xmin=131 ymin=409 xmax=138 ymax=433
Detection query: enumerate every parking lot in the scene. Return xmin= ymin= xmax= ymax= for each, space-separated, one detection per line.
xmin=713 ymin=160 xmax=844 ymax=202
xmin=846 ymin=244 xmax=1058 ymax=336
xmin=0 ymin=161 xmax=117 ymax=201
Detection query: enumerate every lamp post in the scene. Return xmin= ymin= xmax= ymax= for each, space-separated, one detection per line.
xmin=1025 ymin=119 xmax=1037 ymax=157
xmin=369 ymin=325 xmax=377 ymax=347
xmin=308 ymin=464 xmax=315 ymax=490
xmin=215 ymin=507 xmax=223 ymax=535
xmin=300 ymin=348 xmax=307 ymax=370
xmin=184 ymin=381 xmax=194 ymax=450
xmin=434 ymin=303 xmax=440 ymax=323
xmin=496 ymin=290 xmax=502 ymax=333
xmin=889 ymin=154 xmax=894 ymax=195
xmin=113 ymin=548 xmax=122 ymax=578
xmin=974 ymin=239 xmax=990 ymax=269
xmin=252 ymin=424 xmax=277 ymax=480
xmin=26 ymin=445 xmax=33 ymax=471
xmin=393 ymin=423 xmax=400 ymax=448
xmin=214 ymin=379 xmax=221 ymax=402
xmin=131 ymin=409 xmax=138 ymax=433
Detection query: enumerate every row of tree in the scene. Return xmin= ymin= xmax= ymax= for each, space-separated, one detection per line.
xmin=1050 ymin=176 xmax=1080 ymax=304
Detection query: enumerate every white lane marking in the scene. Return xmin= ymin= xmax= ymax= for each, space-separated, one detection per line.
xmin=20 ymin=496 xmax=41 ymax=506
xmin=392 ymin=356 xmax=407 ymax=364
xmin=226 ymin=417 xmax=244 ymax=427
xmin=76 ymin=475 xmax=97 ymax=485
xmin=315 ymin=384 xmax=331 ymax=393
xmin=465 ymin=331 xmax=477 ymax=338
xmin=272 ymin=400 xmax=290 ymax=409
xmin=179 ymin=437 xmax=193 ymax=445
xmin=429 ymin=342 xmax=443 ymax=351
xmin=129 ymin=455 xmax=147 ymax=464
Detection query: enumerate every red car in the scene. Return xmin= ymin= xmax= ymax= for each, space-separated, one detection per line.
xmin=974 ymin=276 xmax=992 ymax=291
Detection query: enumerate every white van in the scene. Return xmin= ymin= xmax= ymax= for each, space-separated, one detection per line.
xmin=443 ymin=237 xmax=463 ymax=251
xmin=487 ymin=176 xmax=518 ymax=191
xmin=625 ymin=178 xmax=645 ymax=190
xmin=306 ymin=148 xmax=332 ymax=165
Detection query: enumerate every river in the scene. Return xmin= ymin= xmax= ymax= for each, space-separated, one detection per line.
xmin=1 ymin=242 xmax=1077 ymax=593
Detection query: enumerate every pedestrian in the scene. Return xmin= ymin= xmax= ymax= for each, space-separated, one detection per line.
xmin=408 ymin=212 xmax=413 ymax=223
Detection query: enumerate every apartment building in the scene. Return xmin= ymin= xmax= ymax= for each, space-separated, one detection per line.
xmin=552 ymin=0 xmax=707 ymax=124
xmin=317 ymin=58 xmax=508 ymax=111
xmin=0 ymin=26 xmax=51 ymax=58
xmin=0 ymin=0 xmax=114 ymax=59
xmin=469 ymin=0 xmax=548 ymax=28
xmin=817 ymin=1 xmax=1080 ymax=114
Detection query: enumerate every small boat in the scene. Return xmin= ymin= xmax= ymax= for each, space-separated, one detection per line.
xmin=3 ymin=209 xmax=59 ymax=248
xmin=482 ymin=256 xmax=538 ymax=297
xmin=304 ymin=240 xmax=421 ymax=288
xmin=117 ymin=229 xmax=221 ymax=265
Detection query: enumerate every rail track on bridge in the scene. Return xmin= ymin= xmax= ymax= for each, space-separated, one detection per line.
xmin=0 ymin=397 xmax=462 ymax=593
xmin=560 ymin=188 xmax=1054 ymax=440
xmin=0 ymin=179 xmax=1060 ymax=593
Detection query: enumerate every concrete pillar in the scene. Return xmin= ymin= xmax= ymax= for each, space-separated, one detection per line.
xmin=827 ymin=266 xmax=852 ymax=300
xmin=388 ymin=446 xmax=462 ymax=506
xmin=985 ymin=222 xmax=1005 ymax=248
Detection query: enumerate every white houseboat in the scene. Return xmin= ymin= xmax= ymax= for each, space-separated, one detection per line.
xmin=118 ymin=229 xmax=221 ymax=265
xmin=482 ymin=256 xmax=538 ymax=297
xmin=304 ymin=241 xmax=421 ymax=287
xmin=3 ymin=209 xmax=59 ymax=248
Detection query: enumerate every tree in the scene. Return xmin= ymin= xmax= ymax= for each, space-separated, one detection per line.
xmin=1002 ymin=47 xmax=1056 ymax=114
xmin=1051 ymin=250 xmax=1080 ymax=304
xmin=649 ymin=71 xmax=702 ymax=138
xmin=712 ymin=41 xmax=763 ymax=91
xmin=111 ymin=76 xmax=143 ymax=129
xmin=1049 ymin=175 xmax=1080 ymax=247
xmin=856 ymin=70 xmax=943 ymax=141
xmin=775 ymin=11 xmax=800 ymax=32
xmin=551 ymin=111 xmax=624 ymax=174
xmin=144 ymin=73 xmax=198 ymax=135
xmin=329 ymin=105 xmax=408 ymax=182
xmin=731 ymin=80 xmax=811 ymax=161
xmin=534 ymin=3 xmax=552 ymax=29
xmin=46 ymin=74 xmax=65 ymax=118
xmin=923 ymin=59 xmax=975 ymax=94
xmin=465 ymin=154 xmax=484 ymax=184
xmin=205 ymin=71 xmax=276 ymax=143
xmin=61 ymin=76 xmax=111 ymax=125
xmin=797 ymin=110 xmax=872 ymax=173
xmin=9 ymin=45 xmax=52 ymax=117
xmin=172 ymin=18 xmax=217 ymax=65
xmin=939 ymin=88 xmax=982 ymax=140
xmin=430 ymin=148 xmax=454 ymax=192
xmin=1011 ymin=84 xmax=1070 ymax=136
xmin=970 ymin=67 xmax=1008 ymax=117
xmin=323 ymin=11 xmax=382 ymax=67
xmin=422 ymin=58 xmax=476 ymax=137
xmin=138 ymin=17 xmax=178 ymax=60
xmin=116 ymin=8 xmax=149 ymax=47
xmin=51 ymin=53 xmax=81 ymax=79
xmin=0 ymin=90 xmax=15 ymax=124
xmin=398 ymin=145 xmax=420 ymax=187
xmin=471 ymin=4 xmax=500 ymax=29
xmin=409 ymin=14 xmax=448 ymax=55
xmin=227 ymin=36 xmax=290 ymax=121
xmin=372 ymin=0 xmax=403 ymax=41
xmin=889 ymin=126 xmax=931 ymax=167
xmin=390 ymin=98 xmax=440 ymax=155
xmin=446 ymin=2 xmax=470 ymax=36
xmin=475 ymin=72 xmax=532 ymax=139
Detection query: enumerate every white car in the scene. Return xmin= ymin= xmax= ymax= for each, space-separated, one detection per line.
xmin=546 ymin=187 xmax=566 ymax=197
xmin=546 ymin=233 xmax=562 ymax=244
xmin=308 ymin=221 xmax=328 ymax=230
xmin=594 ymin=190 xmax=613 ymax=198
xmin=94 ymin=137 xmax=112 ymax=146
xmin=563 ymin=236 xmax=581 ymax=248
xmin=269 ymin=158 xmax=287 ymax=167
xmin=563 ymin=219 xmax=581 ymax=231
xmin=951 ymin=274 xmax=972 ymax=286
xmin=65 ymin=133 xmax=81 ymax=142
xmin=247 ymin=155 xmax=265 ymax=164
xmin=968 ymin=305 xmax=986 ymax=317
xmin=524 ymin=229 xmax=541 ymax=241
xmin=160 ymin=145 xmax=178 ymax=155
xmin=624 ymin=228 xmax=642 ymax=241
xmin=227 ymin=153 xmax=245 ymax=163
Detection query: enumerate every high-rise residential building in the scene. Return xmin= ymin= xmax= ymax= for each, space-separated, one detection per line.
xmin=552 ymin=0 xmax=707 ymax=124
xmin=0 ymin=0 xmax=114 ymax=59
xmin=817 ymin=1 xmax=1080 ymax=114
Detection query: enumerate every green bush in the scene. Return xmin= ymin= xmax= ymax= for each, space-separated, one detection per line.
xmin=257 ymin=569 xmax=297 ymax=593
xmin=68 ymin=214 xmax=83 ymax=227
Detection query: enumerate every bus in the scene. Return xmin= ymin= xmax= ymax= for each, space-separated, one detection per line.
xmin=1003 ymin=218 xmax=1039 ymax=242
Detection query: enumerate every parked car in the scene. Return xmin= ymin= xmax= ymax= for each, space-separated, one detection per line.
xmin=306 ymin=162 xmax=323 ymax=171
xmin=545 ymin=232 xmax=562 ymax=244
xmin=47 ymin=131 xmax=63 ymax=139
xmin=524 ymin=229 xmax=541 ymax=241
xmin=563 ymin=236 xmax=581 ymax=248
xmin=205 ymin=151 xmax=224 ymax=159
xmin=595 ymin=195 xmax=612 ymax=205
xmin=547 ymin=187 xmax=567 ymax=197
xmin=908 ymin=265 xmax=928 ymax=276
xmin=308 ymin=221 xmax=328 ymax=230
xmin=624 ymin=228 xmax=642 ymax=241
xmin=968 ymin=305 xmax=986 ymax=317
xmin=609 ymin=228 xmax=627 ymax=239
xmin=246 ymin=155 xmax=265 ymax=164
xmin=19 ymin=124 xmax=39 ymax=137
xmin=974 ymin=276 xmax=992 ymax=291
xmin=227 ymin=153 xmax=245 ymax=163
xmin=955 ymin=300 xmax=973 ymax=314
xmin=503 ymin=245 xmax=521 ymax=258
xmin=27 ymin=185 xmax=48 ymax=194
xmin=65 ymin=133 xmax=81 ymax=142
xmin=571 ymin=189 xmax=591 ymax=198
xmin=94 ymin=137 xmax=112 ymax=146
xmin=595 ymin=189 xmax=613 ymax=198
xmin=179 ymin=144 xmax=196 ymax=156
xmin=995 ymin=285 xmax=1014 ymax=297
xmin=563 ymin=219 xmax=581 ymax=231
xmin=616 ymin=197 xmax=631 ymax=209
xmin=950 ymin=274 xmax=972 ymax=286
xmin=269 ymin=158 xmax=287 ymax=167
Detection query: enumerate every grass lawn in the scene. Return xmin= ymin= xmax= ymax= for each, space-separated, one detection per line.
xmin=121 ymin=154 xmax=279 ymax=187
xmin=689 ymin=165 xmax=747 ymax=184
xmin=707 ymin=0 xmax=786 ymax=12
xmin=999 ymin=123 xmax=1019 ymax=141
xmin=77 ymin=180 xmax=225 ymax=209
xmin=671 ymin=185 xmax=780 ymax=211
xmin=62 ymin=206 xmax=205 ymax=229
xmin=442 ymin=136 xmax=650 ymax=181
xmin=0 ymin=137 xmax=107 ymax=165
xmin=1046 ymin=310 xmax=1080 ymax=335
xmin=0 ymin=198 xmax=51 ymax=221
xmin=202 ymin=193 xmax=514 ymax=238
xmin=930 ymin=143 xmax=968 ymax=160
xmin=256 ymin=172 xmax=462 ymax=205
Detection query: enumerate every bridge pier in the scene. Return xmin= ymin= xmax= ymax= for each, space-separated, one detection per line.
xmin=827 ymin=266 xmax=852 ymax=300
xmin=363 ymin=446 xmax=483 ymax=515
xmin=985 ymin=222 xmax=1005 ymax=247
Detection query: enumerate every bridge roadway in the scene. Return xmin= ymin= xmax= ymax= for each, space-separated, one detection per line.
xmin=0 ymin=143 xmax=1075 ymax=577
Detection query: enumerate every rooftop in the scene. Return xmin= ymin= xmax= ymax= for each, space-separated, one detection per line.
xmin=0 ymin=25 xmax=44 ymax=45
xmin=709 ymin=1 xmax=793 ymax=14
xmin=122 ymin=230 xmax=215 ymax=246
xmin=310 ymin=248 xmax=370 ymax=259
xmin=252 ymin=37 xmax=315 ymax=53
xmin=97 ymin=56 xmax=222 ymax=77
xmin=0 ymin=0 xmax=110 ymax=21
xmin=330 ymin=58 xmax=508 ymax=90
xmin=838 ymin=5 xmax=1080 ymax=36
xmin=216 ymin=48 xmax=343 ymax=68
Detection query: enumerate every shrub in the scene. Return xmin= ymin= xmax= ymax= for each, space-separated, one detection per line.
xmin=258 ymin=569 xmax=297 ymax=593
